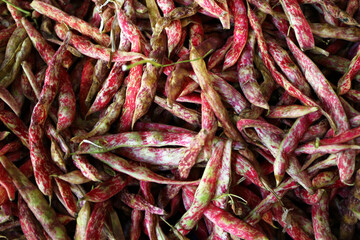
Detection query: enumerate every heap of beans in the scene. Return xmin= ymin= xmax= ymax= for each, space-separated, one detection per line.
xmin=0 ymin=0 xmax=360 ymax=239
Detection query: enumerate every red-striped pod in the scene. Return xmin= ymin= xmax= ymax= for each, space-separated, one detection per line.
xmin=85 ymin=60 xmax=110 ymax=107
xmin=183 ymin=186 xmax=268 ymax=239
xmin=178 ymin=129 xmax=208 ymax=178
xmin=31 ymin=1 xmax=110 ymax=46
xmin=267 ymin=105 xmax=318 ymax=118
xmin=256 ymin=127 xmax=314 ymax=193
xmin=280 ymin=0 xmax=314 ymax=50
xmin=115 ymin=3 xmax=142 ymax=49
xmin=295 ymin=188 xmax=324 ymax=205
xmin=274 ymin=111 xmax=322 ymax=185
xmin=201 ymin=92 xmax=217 ymax=160
xmin=29 ymin=33 xmax=71 ymax=196
xmin=54 ymin=178 xmax=77 ymax=217
xmin=21 ymin=18 xmax=67 ymax=69
xmin=88 ymin=61 xmax=126 ymax=116
xmin=140 ymin=181 xmax=157 ymax=239
xmin=0 ymin=24 xmax=16 ymax=47
xmin=0 ymin=163 xmax=16 ymax=200
xmin=312 ymin=124 xmax=360 ymax=146
xmin=130 ymin=210 xmax=143 ymax=240
xmin=232 ymin=151 xmax=263 ymax=188
xmin=119 ymin=190 xmax=165 ymax=215
xmin=54 ymin=23 xmax=148 ymax=62
xmin=223 ymin=0 xmax=247 ymax=70
xmin=175 ymin=140 xmax=224 ymax=235
xmin=208 ymin=36 xmax=233 ymax=70
xmin=202 ymin=72 xmax=250 ymax=114
xmin=338 ymin=47 xmax=360 ymax=95
xmin=6 ymin=0 xmax=23 ymax=26
xmin=300 ymin=120 xmax=329 ymax=143
xmin=57 ymin=72 xmax=75 ymax=131
xmin=157 ymin=0 xmax=182 ymax=55
xmin=0 ymin=109 xmax=29 ymax=148
xmin=117 ymin=61 xmax=142 ymax=132
xmin=91 ymin=152 xmax=200 ymax=185
xmin=114 ymin=13 xmax=141 ymax=128
xmin=237 ymin=31 xmax=268 ymax=109
xmin=189 ymin=15 xmax=204 ymax=47
xmin=190 ymin=45 xmax=242 ymax=142
xmin=0 ymin=155 xmax=69 ymax=239
xmin=83 ymin=174 xmax=129 ymax=202
xmin=133 ymin=122 xmax=195 ymax=133
xmin=84 ymin=200 xmax=111 ymax=240
xmin=312 ymin=190 xmax=336 ymax=240
xmin=287 ymin=38 xmax=355 ymax=184
xmin=74 ymin=201 xmax=90 ymax=240
xmin=237 ymin=119 xmax=283 ymax=135
xmin=75 ymin=131 xmax=197 ymax=153
xmin=272 ymin=202 xmax=313 ymax=240
xmin=132 ymin=31 xmax=167 ymax=127
xmin=266 ymin=36 xmax=311 ymax=98
xmin=311 ymin=170 xmax=339 ymax=189
xmin=295 ymin=144 xmax=360 ymax=155
xmin=18 ymin=195 xmax=47 ymax=240
xmin=154 ymin=95 xmax=201 ymax=126
xmin=79 ymin=58 xmax=96 ymax=117
xmin=194 ymin=0 xmax=227 ymax=21
xmin=116 ymin=147 xmax=201 ymax=166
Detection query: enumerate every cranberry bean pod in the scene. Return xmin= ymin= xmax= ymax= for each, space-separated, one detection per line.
xmin=0 ymin=155 xmax=69 ymax=239
xmin=223 ymin=0 xmax=247 ymax=70
xmin=175 ymin=141 xmax=224 ymax=235
xmin=91 ymin=152 xmax=200 ymax=185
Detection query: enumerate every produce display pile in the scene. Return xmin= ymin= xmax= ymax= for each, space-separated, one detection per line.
xmin=1 ymin=0 xmax=360 ymax=239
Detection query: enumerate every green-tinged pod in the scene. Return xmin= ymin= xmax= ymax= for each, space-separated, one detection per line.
xmin=0 ymin=155 xmax=69 ymax=239
xmin=175 ymin=141 xmax=224 ymax=235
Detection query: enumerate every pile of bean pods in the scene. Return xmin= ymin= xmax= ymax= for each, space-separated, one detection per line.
xmin=1 ymin=0 xmax=360 ymax=239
